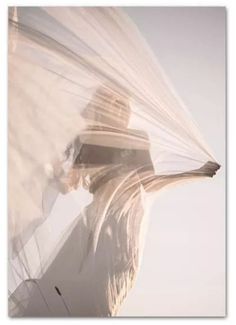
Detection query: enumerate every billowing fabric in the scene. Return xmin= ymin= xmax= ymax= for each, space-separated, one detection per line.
xmin=8 ymin=7 xmax=220 ymax=316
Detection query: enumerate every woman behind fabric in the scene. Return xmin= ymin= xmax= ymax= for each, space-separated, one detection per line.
xmin=41 ymin=84 xmax=220 ymax=316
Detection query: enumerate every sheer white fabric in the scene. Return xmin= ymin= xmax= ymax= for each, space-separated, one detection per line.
xmin=8 ymin=7 xmax=219 ymax=316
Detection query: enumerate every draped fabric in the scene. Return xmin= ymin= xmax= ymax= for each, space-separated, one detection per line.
xmin=8 ymin=7 xmax=219 ymax=316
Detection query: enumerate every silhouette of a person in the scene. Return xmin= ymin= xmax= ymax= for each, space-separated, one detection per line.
xmin=46 ymin=85 xmax=220 ymax=316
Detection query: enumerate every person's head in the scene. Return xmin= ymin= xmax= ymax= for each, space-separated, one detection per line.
xmin=82 ymin=84 xmax=131 ymax=129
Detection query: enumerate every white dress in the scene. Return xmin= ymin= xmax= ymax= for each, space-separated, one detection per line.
xmin=15 ymin=168 xmax=148 ymax=316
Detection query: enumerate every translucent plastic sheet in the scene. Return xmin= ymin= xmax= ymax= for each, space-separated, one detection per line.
xmin=8 ymin=7 xmax=220 ymax=316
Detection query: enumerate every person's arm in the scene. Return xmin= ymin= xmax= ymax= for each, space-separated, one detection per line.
xmin=141 ymin=161 xmax=220 ymax=193
xmin=133 ymin=130 xmax=220 ymax=192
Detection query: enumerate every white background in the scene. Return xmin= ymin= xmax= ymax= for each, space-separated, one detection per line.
xmin=1 ymin=0 xmax=234 ymax=324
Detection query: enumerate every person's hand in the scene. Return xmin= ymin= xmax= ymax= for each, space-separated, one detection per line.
xmin=58 ymin=168 xmax=81 ymax=193
xmin=64 ymin=168 xmax=81 ymax=189
xmin=198 ymin=161 xmax=221 ymax=177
